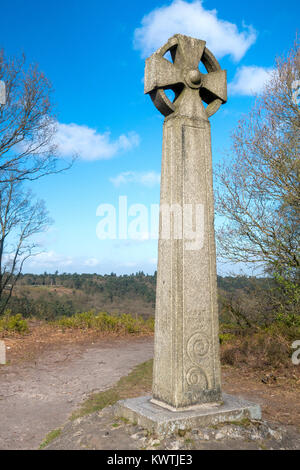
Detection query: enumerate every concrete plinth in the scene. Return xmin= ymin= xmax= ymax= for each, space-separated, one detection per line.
xmin=114 ymin=394 xmax=261 ymax=436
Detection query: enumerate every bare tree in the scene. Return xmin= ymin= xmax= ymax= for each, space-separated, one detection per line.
xmin=0 ymin=49 xmax=71 ymax=183
xmin=0 ymin=178 xmax=52 ymax=314
xmin=215 ymin=40 xmax=300 ymax=283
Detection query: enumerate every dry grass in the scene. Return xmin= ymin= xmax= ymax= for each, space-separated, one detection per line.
xmin=220 ymin=327 xmax=298 ymax=370
xmin=71 ymin=354 xmax=300 ymax=429
xmin=53 ymin=311 xmax=154 ymax=334
xmin=71 ymin=360 xmax=153 ymax=420
xmin=0 ymin=318 xmax=154 ymax=365
xmin=12 ymin=284 xmax=155 ymax=319
xmin=220 ymin=325 xmax=300 ymax=428
xmin=2 ymin=317 xmax=299 ymax=430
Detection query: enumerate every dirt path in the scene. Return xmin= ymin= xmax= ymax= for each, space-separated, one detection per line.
xmin=0 ymin=337 xmax=154 ymax=450
xmin=1 ymin=331 xmax=299 ymax=450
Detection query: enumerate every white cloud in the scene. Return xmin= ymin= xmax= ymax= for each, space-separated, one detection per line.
xmin=24 ymin=252 xmax=100 ymax=273
xmin=134 ymin=0 xmax=257 ymax=61
xmin=110 ymin=171 xmax=160 ymax=187
xmin=22 ymin=250 xmax=159 ymax=275
xmin=55 ymin=122 xmax=140 ymax=161
xmin=84 ymin=257 xmax=100 ymax=267
xmin=122 ymin=261 xmax=140 ymax=268
xmin=229 ymin=66 xmax=273 ymax=96
xmin=25 ymin=251 xmax=74 ymax=269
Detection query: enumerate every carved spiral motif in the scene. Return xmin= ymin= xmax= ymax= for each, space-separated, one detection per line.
xmin=187 ymin=332 xmax=210 ymax=364
xmin=186 ymin=367 xmax=208 ymax=387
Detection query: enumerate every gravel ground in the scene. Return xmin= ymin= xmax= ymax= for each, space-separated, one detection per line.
xmin=0 ymin=336 xmax=154 ymax=450
xmin=45 ymin=404 xmax=300 ymax=450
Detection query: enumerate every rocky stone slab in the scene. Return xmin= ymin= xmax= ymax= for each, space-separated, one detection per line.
xmin=114 ymin=393 xmax=261 ymax=436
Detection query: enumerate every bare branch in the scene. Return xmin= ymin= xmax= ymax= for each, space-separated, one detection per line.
xmin=0 ymin=49 xmax=73 ymax=184
xmin=0 ymin=178 xmax=52 ymax=314
xmin=215 ymin=39 xmax=300 ymax=282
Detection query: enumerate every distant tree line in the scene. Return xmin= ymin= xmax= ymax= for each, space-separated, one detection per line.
xmin=16 ymin=271 xmax=157 ymax=304
xmin=2 ymin=271 xmax=295 ymax=330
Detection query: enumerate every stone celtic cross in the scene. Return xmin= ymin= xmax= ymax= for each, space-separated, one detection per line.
xmin=115 ymin=34 xmax=260 ymax=429
xmin=145 ymin=34 xmax=227 ymax=411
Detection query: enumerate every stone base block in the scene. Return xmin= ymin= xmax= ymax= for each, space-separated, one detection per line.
xmin=114 ymin=394 xmax=261 ymax=436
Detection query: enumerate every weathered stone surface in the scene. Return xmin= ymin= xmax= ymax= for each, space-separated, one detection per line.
xmin=115 ymin=394 xmax=261 ymax=436
xmin=46 ymin=404 xmax=300 ymax=450
xmin=0 ymin=341 xmax=6 ymax=365
xmin=144 ymin=34 xmax=227 ymax=119
xmin=152 ymin=113 xmax=222 ymax=409
xmin=145 ymin=34 xmax=227 ymax=410
xmin=117 ymin=34 xmax=261 ymax=429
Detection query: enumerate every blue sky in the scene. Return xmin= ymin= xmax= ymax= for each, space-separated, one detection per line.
xmin=0 ymin=0 xmax=299 ymax=275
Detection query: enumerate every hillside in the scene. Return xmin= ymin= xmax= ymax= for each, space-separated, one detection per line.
xmin=9 ymin=272 xmax=157 ymax=320
xmin=2 ymin=272 xmax=281 ymax=328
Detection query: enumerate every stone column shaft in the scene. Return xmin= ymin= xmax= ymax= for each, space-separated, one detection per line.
xmin=152 ymin=113 xmax=222 ymax=411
